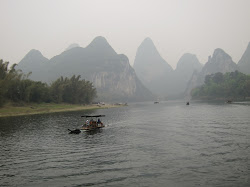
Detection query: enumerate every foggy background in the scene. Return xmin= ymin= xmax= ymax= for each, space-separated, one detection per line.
xmin=1 ymin=0 xmax=250 ymax=68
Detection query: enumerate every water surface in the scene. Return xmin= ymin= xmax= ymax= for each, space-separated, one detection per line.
xmin=0 ymin=101 xmax=250 ymax=186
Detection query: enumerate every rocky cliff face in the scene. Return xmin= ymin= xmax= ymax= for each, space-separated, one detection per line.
xmin=238 ymin=42 xmax=250 ymax=75
xmin=90 ymin=54 xmax=151 ymax=101
xmin=17 ymin=36 xmax=154 ymax=102
xmin=202 ymin=48 xmax=238 ymax=75
xmin=185 ymin=48 xmax=239 ymax=97
xmin=133 ymin=37 xmax=173 ymax=96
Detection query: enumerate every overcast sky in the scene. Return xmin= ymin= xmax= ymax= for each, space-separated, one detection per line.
xmin=1 ymin=0 xmax=250 ymax=69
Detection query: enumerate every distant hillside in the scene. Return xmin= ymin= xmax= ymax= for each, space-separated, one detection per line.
xmin=185 ymin=48 xmax=239 ymax=98
xmin=133 ymin=38 xmax=173 ymax=96
xmin=17 ymin=36 xmax=154 ymax=102
xmin=17 ymin=49 xmax=49 ymax=81
xmin=133 ymin=38 xmax=203 ymax=98
xmin=173 ymin=53 xmax=203 ymax=94
xmin=202 ymin=48 xmax=238 ymax=75
xmin=238 ymin=42 xmax=250 ymax=75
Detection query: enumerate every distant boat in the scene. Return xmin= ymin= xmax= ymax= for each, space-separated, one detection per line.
xmin=226 ymin=100 xmax=232 ymax=104
xmin=186 ymin=102 xmax=189 ymax=105
xmin=154 ymin=101 xmax=159 ymax=104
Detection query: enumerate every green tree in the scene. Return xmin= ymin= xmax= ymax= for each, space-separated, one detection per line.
xmin=191 ymin=71 xmax=250 ymax=100
xmin=50 ymin=75 xmax=96 ymax=104
xmin=0 ymin=59 xmax=97 ymax=107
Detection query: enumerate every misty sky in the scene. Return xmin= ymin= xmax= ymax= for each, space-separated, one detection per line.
xmin=1 ymin=0 xmax=250 ymax=69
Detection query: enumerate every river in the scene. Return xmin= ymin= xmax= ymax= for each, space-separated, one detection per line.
xmin=0 ymin=101 xmax=250 ymax=186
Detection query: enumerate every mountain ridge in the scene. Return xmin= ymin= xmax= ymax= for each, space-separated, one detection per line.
xmin=238 ymin=42 xmax=250 ymax=75
xmin=17 ymin=36 xmax=154 ymax=102
xmin=17 ymin=37 xmax=249 ymax=101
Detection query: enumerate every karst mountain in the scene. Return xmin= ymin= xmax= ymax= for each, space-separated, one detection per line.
xmin=17 ymin=36 xmax=154 ymax=102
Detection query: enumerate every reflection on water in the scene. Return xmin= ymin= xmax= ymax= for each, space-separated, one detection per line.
xmin=0 ymin=101 xmax=250 ymax=187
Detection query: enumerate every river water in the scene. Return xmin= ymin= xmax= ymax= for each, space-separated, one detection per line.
xmin=0 ymin=101 xmax=250 ymax=187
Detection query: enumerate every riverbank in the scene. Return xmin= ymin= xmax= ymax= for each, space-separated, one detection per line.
xmin=0 ymin=103 xmax=121 ymax=118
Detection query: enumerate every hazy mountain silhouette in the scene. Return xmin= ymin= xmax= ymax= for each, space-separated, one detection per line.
xmin=133 ymin=38 xmax=204 ymax=98
xmin=17 ymin=36 xmax=154 ymax=102
xmin=17 ymin=49 xmax=49 ymax=81
xmin=238 ymin=42 xmax=250 ymax=75
xmin=133 ymin=37 xmax=173 ymax=96
xmin=65 ymin=43 xmax=80 ymax=51
xmin=86 ymin=36 xmax=117 ymax=57
xmin=173 ymin=53 xmax=202 ymax=94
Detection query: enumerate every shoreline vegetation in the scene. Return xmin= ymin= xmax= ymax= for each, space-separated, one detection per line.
xmin=0 ymin=103 xmax=124 ymax=118
xmin=191 ymin=71 xmax=250 ymax=101
xmin=0 ymin=60 xmax=97 ymax=109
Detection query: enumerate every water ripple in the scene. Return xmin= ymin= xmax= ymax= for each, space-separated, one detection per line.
xmin=1 ymin=101 xmax=250 ymax=186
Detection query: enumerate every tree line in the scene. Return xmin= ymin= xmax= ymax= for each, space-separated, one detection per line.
xmin=191 ymin=71 xmax=250 ymax=100
xmin=0 ymin=59 xmax=96 ymax=107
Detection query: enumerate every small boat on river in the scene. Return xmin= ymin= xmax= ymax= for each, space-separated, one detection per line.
xmin=81 ymin=115 xmax=105 ymax=131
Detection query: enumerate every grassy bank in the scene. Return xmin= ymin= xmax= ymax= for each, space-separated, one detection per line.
xmin=0 ymin=103 xmax=119 ymax=117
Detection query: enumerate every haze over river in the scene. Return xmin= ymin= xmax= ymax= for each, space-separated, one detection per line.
xmin=0 ymin=101 xmax=250 ymax=186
